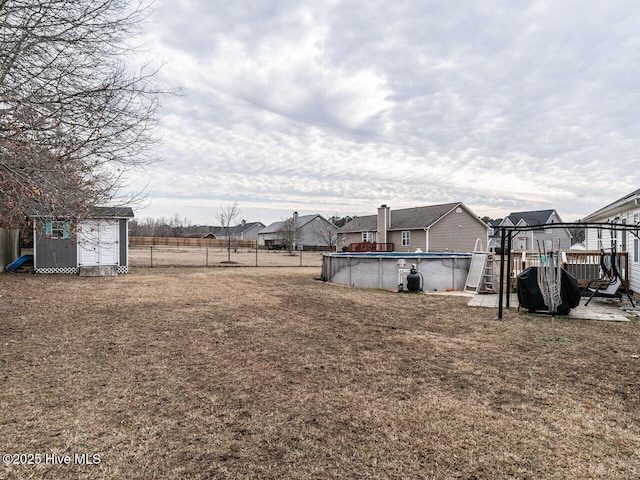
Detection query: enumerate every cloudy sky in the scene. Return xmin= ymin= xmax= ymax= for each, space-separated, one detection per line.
xmin=130 ymin=0 xmax=640 ymax=225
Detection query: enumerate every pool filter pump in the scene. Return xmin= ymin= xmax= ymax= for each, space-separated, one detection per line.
xmin=398 ymin=261 xmax=423 ymax=292
xmin=406 ymin=266 xmax=422 ymax=292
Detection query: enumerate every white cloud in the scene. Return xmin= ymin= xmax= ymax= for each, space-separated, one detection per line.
xmin=129 ymin=0 xmax=640 ymax=225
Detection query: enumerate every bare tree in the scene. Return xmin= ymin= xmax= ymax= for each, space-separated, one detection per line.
xmin=277 ymin=212 xmax=302 ymax=254
xmin=129 ymin=215 xmax=195 ymax=237
xmin=169 ymin=213 xmax=191 ymax=237
xmin=312 ymin=216 xmax=339 ymax=251
xmin=217 ymin=201 xmax=241 ymax=262
xmin=0 ymin=0 xmax=168 ymax=229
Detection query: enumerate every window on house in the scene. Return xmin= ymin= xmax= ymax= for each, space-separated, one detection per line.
xmin=518 ymin=238 xmax=526 ymax=250
xmin=45 ymin=220 xmax=71 ymax=239
xmin=635 ymin=238 xmax=639 ymax=263
xmin=401 ymin=231 xmax=410 ymax=246
xmin=545 ymin=240 xmax=553 ymax=251
xmin=362 ymin=232 xmax=374 ymax=242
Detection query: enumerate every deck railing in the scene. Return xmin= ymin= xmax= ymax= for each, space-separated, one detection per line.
xmin=344 ymin=242 xmax=394 ymax=252
xmin=505 ymin=250 xmax=629 ymax=288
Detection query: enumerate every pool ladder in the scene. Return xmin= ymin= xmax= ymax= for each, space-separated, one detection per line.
xmin=464 ymin=239 xmax=496 ymax=293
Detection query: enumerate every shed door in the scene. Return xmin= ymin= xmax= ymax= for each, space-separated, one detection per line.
xmin=78 ymin=220 xmax=119 ymax=266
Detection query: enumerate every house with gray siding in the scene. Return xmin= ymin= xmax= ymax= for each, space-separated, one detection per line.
xmin=491 ymin=210 xmax=572 ymax=251
xmin=582 ymin=188 xmax=640 ymax=295
xmin=30 ymin=206 xmax=134 ymax=275
xmin=258 ymin=213 xmax=337 ymax=250
xmin=338 ymin=203 xmax=489 ymax=253
xmin=210 ymin=221 xmax=265 ymax=241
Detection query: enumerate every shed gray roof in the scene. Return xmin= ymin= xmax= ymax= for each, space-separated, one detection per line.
xmin=339 ymin=202 xmax=468 ymax=233
xmin=89 ymin=206 xmax=135 ymax=218
xmin=28 ymin=206 xmax=134 ymax=219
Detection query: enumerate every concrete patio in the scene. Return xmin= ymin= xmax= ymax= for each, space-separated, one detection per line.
xmin=465 ymin=292 xmax=638 ymax=322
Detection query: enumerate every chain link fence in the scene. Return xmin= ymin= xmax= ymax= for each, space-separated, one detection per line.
xmin=129 ymin=245 xmax=325 ymax=268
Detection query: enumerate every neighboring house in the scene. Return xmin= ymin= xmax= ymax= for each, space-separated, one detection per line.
xmin=30 ymin=206 xmax=134 ymax=275
xmin=258 ymin=213 xmax=337 ymax=250
xmin=487 ymin=219 xmax=502 ymax=235
xmin=338 ymin=203 xmax=489 ymax=253
xmin=582 ymin=187 xmax=640 ymax=294
xmin=491 ymin=210 xmax=572 ymax=251
xmin=213 ymin=221 xmax=265 ymax=241
xmin=183 ymin=232 xmax=217 ymax=239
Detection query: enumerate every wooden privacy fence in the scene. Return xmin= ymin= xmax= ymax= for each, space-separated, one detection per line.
xmin=130 ymin=236 xmax=257 ymax=249
xmin=507 ymin=250 xmax=629 ymax=288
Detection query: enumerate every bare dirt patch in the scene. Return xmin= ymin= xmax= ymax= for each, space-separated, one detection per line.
xmin=1 ymin=267 xmax=639 ymax=479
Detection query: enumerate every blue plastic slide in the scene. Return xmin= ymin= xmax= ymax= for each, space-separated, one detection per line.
xmin=5 ymin=254 xmax=33 ymax=272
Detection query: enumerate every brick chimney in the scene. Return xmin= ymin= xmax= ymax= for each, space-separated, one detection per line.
xmin=377 ymin=205 xmax=390 ymax=244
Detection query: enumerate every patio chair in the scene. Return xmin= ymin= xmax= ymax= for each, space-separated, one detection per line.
xmin=582 ymin=251 xmax=635 ymax=307
xmin=583 ymin=275 xmax=623 ymax=306
xmin=580 ymin=249 xmax=614 ymax=297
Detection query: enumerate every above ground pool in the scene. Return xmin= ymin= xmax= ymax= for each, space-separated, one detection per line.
xmin=321 ymin=251 xmax=473 ymax=291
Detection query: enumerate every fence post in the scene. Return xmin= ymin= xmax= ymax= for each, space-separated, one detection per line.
xmin=206 ymin=247 xmax=209 ymax=267
xmin=150 ymin=245 xmax=154 ymax=267
xmin=506 ymin=232 xmax=513 ymax=308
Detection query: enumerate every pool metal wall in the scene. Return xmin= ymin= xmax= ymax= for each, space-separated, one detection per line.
xmin=322 ymin=252 xmax=472 ymax=291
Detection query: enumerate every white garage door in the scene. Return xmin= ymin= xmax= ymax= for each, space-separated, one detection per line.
xmin=77 ymin=220 xmax=119 ymax=266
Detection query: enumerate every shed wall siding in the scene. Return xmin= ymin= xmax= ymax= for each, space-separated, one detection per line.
xmin=119 ymin=218 xmax=128 ymax=266
xmin=429 ymin=211 xmax=487 ymax=252
xmin=34 ymin=220 xmax=77 ymax=268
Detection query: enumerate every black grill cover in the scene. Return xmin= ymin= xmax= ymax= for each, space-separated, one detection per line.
xmin=517 ymin=267 xmax=581 ymax=315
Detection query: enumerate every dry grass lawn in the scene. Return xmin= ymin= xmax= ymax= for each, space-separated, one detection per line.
xmin=1 ymin=267 xmax=639 ymax=479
